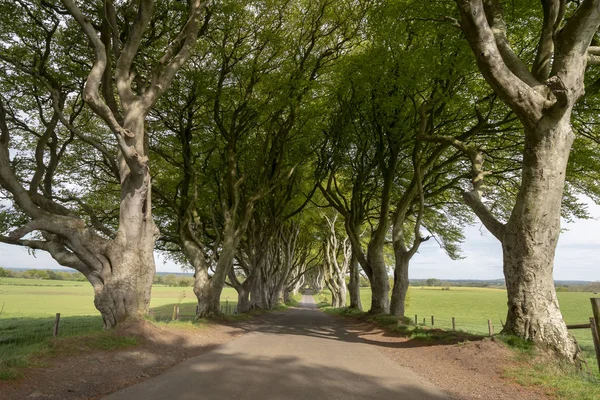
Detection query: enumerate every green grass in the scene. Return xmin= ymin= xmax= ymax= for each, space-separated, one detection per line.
xmin=0 ymin=278 xmax=240 ymax=380
xmin=352 ymin=286 xmax=598 ymax=372
xmin=504 ymin=361 xmax=600 ymax=400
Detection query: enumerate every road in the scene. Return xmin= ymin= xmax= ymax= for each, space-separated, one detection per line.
xmin=104 ymin=295 xmax=450 ymax=400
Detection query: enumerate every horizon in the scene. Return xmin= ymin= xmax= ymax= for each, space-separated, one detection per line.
xmin=1 ymin=196 xmax=599 ymax=281
xmin=2 ymin=267 xmax=597 ymax=283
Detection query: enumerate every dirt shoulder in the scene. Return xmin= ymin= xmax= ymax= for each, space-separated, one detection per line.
xmin=333 ymin=314 xmax=550 ymax=400
xmin=0 ymin=319 xmax=247 ymax=399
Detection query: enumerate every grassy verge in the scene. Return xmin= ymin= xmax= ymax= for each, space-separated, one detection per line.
xmin=318 ymin=300 xmax=600 ymax=400
xmin=504 ymin=356 xmax=600 ymax=400
xmin=0 ymin=324 xmax=137 ymax=381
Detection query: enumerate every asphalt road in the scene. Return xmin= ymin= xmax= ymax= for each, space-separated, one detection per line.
xmin=104 ymin=295 xmax=450 ymax=400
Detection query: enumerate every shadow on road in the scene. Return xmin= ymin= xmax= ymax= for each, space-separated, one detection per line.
xmin=106 ymin=352 xmax=451 ymax=400
xmin=236 ymin=296 xmax=486 ymax=350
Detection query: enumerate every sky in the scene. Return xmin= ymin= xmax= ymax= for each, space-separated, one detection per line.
xmin=1 ymin=199 xmax=599 ymax=281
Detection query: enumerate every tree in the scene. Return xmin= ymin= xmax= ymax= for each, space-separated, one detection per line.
xmin=425 ymin=278 xmax=441 ymax=287
xmin=453 ymin=0 xmax=600 ymax=359
xmin=321 ymin=212 xmax=351 ymax=308
xmin=151 ymin=0 xmax=362 ymax=317
xmin=0 ymin=0 xmax=210 ymax=328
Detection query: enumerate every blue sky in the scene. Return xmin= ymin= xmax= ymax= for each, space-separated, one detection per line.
xmin=1 ymin=199 xmax=599 ymax=281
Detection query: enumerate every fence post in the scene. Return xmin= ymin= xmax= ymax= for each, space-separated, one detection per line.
xmin=589 ymin=317 xmax=600 ymax=373
xmin=414 ymin=315 xmax=418 ymax=325
xmin=196 ymin=305 xmax=199 ymax=316
xmin=226 ymin=300 xmax=229 ymax=315
xmin=423 ymin=317 xmax=426 ymax=326
xmin=53 ymin=313 xmax=61 ymax=337
xmin=452 ymin=317 xmax=456 ymax=331
xmin=488 ymin=319 xmax=493 ymax=336
xmin=591 ymin=298 xmax=600 ymax=335
xmin=431 ymin=315 xmax=434 ymax=326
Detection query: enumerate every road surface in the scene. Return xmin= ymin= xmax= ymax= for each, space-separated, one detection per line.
xmin=105 ymin=295 xmax=450 ymax=399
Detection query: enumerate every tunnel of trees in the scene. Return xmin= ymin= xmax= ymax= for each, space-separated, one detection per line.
xmin=2 ymin=0 xmax=600 ymax=362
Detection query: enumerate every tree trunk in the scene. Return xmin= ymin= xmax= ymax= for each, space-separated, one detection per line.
xmin=94 ymin=111 xmax=157 ymax=329
xmin=237 ymin=282 xmax=250 ymax=313
xmin=93 ymin=242 xmax=154 ymax=329
xmin=193 ymin=268 xmax=220 ymax=317
xmin=330 ymin=290 xmax=340 ymax=308
xmin=367 ymin=246 xmax=390 ymax=314
xmin=348 ymin=252 xmax=362 ymax=310
xmin=283 ymin=289 xmax=291 ymax=303
xmin=390 ymin=253 xmax=409 ymax=317
xmin=193 ymin=222 xmax=238 ymax=317
xmin=337 ymin=272 xmax=347 ymax=308
xmin=501 ymin=121 xmax=577 ymax=360
xmin=249 ymin=269 xmax=265 ymax=309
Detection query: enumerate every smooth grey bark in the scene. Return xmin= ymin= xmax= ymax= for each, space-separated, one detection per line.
xmin=389 ymin=254 xmax=409 ymax=318
xmin=197 ymin=233 xmax=238 ymax=317
xmin=348 ymin=253 xmax=362 ymax=310
xmin=342 ymin=218 xmax=388 ymax=314
xmin=366 ymin=245 xmax=389 ymax=314
xmin=323 ymin=214 xmax=350 ymax=308
xmin=455 ymin=0 xmax=600 ymax=359
xmin=250 ymin=264 xmax=266 ymax=309
xmin=236 ymin=285 xmax=251 ymax=313
xmin=500 ymin=119 xmax=576 ymax=356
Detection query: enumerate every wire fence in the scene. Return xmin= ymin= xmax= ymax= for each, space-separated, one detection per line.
xmin=411 ymin=311 xmax=599 ymax=376
xmin=0 ymin=311 xmax=104 ymax=375
xmin=412 ymin=314 xmax=500 ymax=335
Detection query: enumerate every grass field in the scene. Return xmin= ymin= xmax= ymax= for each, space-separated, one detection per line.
xmin=2 ymin=276 xmax=598 ymax=389
xmin=0 ymin=277 xmax=239 ymax=380
xmin=319 ymin=287 xmax=599 ymax=378
xmin=0 ymin=278 xmax=239 ymax=319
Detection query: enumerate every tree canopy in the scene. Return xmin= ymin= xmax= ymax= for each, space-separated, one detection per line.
xmin=1 ymin=0 xmax=600 ymax=359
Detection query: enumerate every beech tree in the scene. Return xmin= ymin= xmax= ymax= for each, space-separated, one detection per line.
xmin=0 ymin=0 xmax=210 ymax=328
xmin=151 ymin=0 xmax=362 ymax=316
xmin=453 ymin=0 xmax=600 ymax=359
xmin=321 ymin=212 xmax=351 ymax=308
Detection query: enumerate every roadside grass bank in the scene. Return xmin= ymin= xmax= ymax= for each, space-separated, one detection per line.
xmin=0 ymin=277 xmax=302 ymax=381
xmin=338 ymin=287 xmax=599 ymax=377
xmin=0 ymin=324 xmax=138 ymax=381
xmin=316 ymin=294 xmax=600 ymax=400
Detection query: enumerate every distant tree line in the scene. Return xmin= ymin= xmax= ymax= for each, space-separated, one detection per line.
xmin=0 ymin=267 xmax=86 ymax=281
xmin=0 ymin=267 xmax=196 ymax=288
xmin=556 ymin=283 xmax=600 ymax=293
xmin=153 ymin=275 xmax=194 ymax=288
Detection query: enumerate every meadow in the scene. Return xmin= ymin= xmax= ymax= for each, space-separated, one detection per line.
xmin=0 ymin=277 xmax=239 ymax=379
xmin=320 ymin=287 xmax=599 ymax=376
xmin=2 ymin=277 xmax=598 ymax=382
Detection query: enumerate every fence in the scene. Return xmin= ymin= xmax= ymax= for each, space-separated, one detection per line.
xmin=566 ymin=298 xmax=600 ymax=373
xmin=148 ymin=300 xmax=238 ymax=323
xmin=412 ymin=297 xmax=600 ymax=373
xmin=412 ymin=313 xmax=499 ymax=336
xmin=0 ymin=311 xmax=104 ymax=373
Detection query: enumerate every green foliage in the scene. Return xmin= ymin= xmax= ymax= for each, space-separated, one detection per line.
xmin=425 ymin=278 xmax=441 ymax=287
